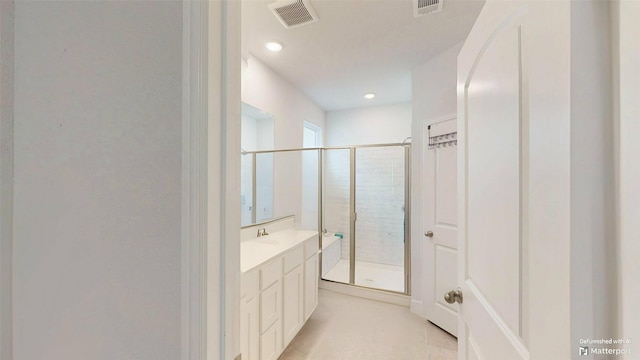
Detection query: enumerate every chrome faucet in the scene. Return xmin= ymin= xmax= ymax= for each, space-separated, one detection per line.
xmin=257 ymin=228 xmax=269 ymax=237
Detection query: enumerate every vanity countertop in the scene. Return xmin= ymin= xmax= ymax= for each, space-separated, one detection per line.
xmin=241 ymin=229 xmax=318 ymax=273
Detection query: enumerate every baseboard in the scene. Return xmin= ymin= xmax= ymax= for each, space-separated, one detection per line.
xmin=410 ymin=299 xmax=424 ymax=318
xmin=319 ymin=280 xmax=411 ymax=307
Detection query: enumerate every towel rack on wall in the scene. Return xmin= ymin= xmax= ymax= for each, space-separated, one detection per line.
xmin=428 ymin=124 xmax=457 ymax=149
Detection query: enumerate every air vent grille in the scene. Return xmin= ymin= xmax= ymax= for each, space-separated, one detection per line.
xmin=269 ymin=0 xmax=319 ymax=29
xmin=418 ymin=0 xmax=439 ymax=8
xmin=414 ymin=0 xmax=443 ymax=16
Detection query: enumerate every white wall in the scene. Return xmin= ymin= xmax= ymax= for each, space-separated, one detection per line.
xmin=324 ymin=102 xmax=412 ymax=146
xmin=241 ymin=55 xmax=325 ymax=228
xmin=0 ymin=1 xmax=14 ymax=358
xmin=613 ymin=1 xmax=640 ymax=357
xmin=570 ymin=2 xmax=617 ymax=357
xmin=410 ymin=44 xmax=461 ymax=316
xmin=12 ymin=2 xmax=182 ymax=359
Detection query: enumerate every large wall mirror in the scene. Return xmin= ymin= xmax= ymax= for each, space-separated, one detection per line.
xmin=241 ymin=102 xmax=275 ymax=226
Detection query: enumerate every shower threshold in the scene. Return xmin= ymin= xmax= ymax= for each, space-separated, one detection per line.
xmin=322 ymin=259 xmax=404 ymax=293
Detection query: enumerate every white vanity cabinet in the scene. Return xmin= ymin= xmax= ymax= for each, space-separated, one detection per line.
xmin=240 ymin=234 xmax=319 ymax=360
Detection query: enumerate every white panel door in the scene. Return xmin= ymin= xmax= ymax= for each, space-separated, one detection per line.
xmin=458 ymin=5 xmax=529 ymax=359
xmin=457 ymin=1 xmax=571 ymax=359
xmin=423 ymin=117 xmax=458 ymax=337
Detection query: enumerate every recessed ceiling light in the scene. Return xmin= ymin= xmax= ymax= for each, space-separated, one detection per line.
xmin=265 ymin=41 xmax=283 ymax=52
xmin=364 ymin=93 xmax=376 ymax=99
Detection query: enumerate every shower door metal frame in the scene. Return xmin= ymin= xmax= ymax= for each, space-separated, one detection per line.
xmin=349 ymin=148 xmax=357 ymax=285
xmin=323 ymin=143 xmax=411 ymax=295
xmin=241 ymin=142 xmax=412 ymax=295
xmin=404 ymin=145 xmax=411 ymax=295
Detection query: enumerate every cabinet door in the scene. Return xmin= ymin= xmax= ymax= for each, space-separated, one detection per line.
xmin=283 ymin=265 xmax=304 ymax=346
xmin=260 ymin=280 xmax=282 ymax=334
xmin=260 ymin=320 xmax=282 ymax=360
xmin=240 ymin=296 xmax=259 ymax=360
xmin=304 ymin=253 xmax=319 ymax=320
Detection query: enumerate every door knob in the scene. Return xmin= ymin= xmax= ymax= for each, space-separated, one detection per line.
xmin=444 ymin=289 xmax=463 ymax=304
xmin=425 ymin=230 xmax=434 ymax=237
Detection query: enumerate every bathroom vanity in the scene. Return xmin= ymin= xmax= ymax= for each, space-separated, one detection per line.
xmin=240 ymin=217 xmax=320 ymax=360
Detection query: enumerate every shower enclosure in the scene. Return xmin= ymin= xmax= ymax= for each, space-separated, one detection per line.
xmin=241 ymin=143 xmax=411 ymax=295
xmin=322 ymin=144 xmax=410 ymax=294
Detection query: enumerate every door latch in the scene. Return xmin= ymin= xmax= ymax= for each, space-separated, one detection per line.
xmin=444 ymin=289 xmax=463 ymax=304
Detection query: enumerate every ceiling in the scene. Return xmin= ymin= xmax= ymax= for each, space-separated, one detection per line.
xmin=241 ymin=0 xmax=485 ymax=111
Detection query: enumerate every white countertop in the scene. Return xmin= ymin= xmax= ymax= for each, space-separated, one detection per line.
xmin=241 ymin=229 xmax=319 ymax=273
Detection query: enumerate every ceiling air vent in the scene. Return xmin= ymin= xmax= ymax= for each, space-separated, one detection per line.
xmin=414 ymin=0 xmax=443 ymax=17
xmin=269 ymin=0 xmax=319 ymax=29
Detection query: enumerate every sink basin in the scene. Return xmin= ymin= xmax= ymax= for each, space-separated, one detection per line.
xmin=254 ymin=238 xmax=279 ymax=245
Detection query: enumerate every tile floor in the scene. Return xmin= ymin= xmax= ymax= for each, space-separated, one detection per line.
xmin=279 ymin=289 xmax=457 ymax=360
xmin=323 ymin=259 xmax=405 ymax=293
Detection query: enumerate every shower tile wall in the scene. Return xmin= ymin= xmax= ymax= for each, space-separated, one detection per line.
xmin=356 ymin=147 xmax=405 ymax=266
xmin=324 ymin=148 xmax=405 ymax=267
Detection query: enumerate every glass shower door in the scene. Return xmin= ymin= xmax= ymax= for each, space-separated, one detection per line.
xmin=321 ymin=148 xmax=352 ymax=285
xmin=354 ymin=146 xmax=407 ymax=293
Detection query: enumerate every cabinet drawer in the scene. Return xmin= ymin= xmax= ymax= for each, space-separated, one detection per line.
xmin=304 ymin=237 xmax=319 ymax=259
xmin=283 ymin=246 xmax=303 ymax=274
xmin=260 ymin=258 xmax=282 ymax=290
xmin=241 ymin=269 xmax=259 ymax=301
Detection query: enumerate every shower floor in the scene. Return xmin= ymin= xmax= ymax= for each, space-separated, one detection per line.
xmin=322 ymin=259 xmax=405 ymax=293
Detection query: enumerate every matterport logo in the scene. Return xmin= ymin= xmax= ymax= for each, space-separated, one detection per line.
xmin=579 ymin=338 xmax=632 ymax=357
